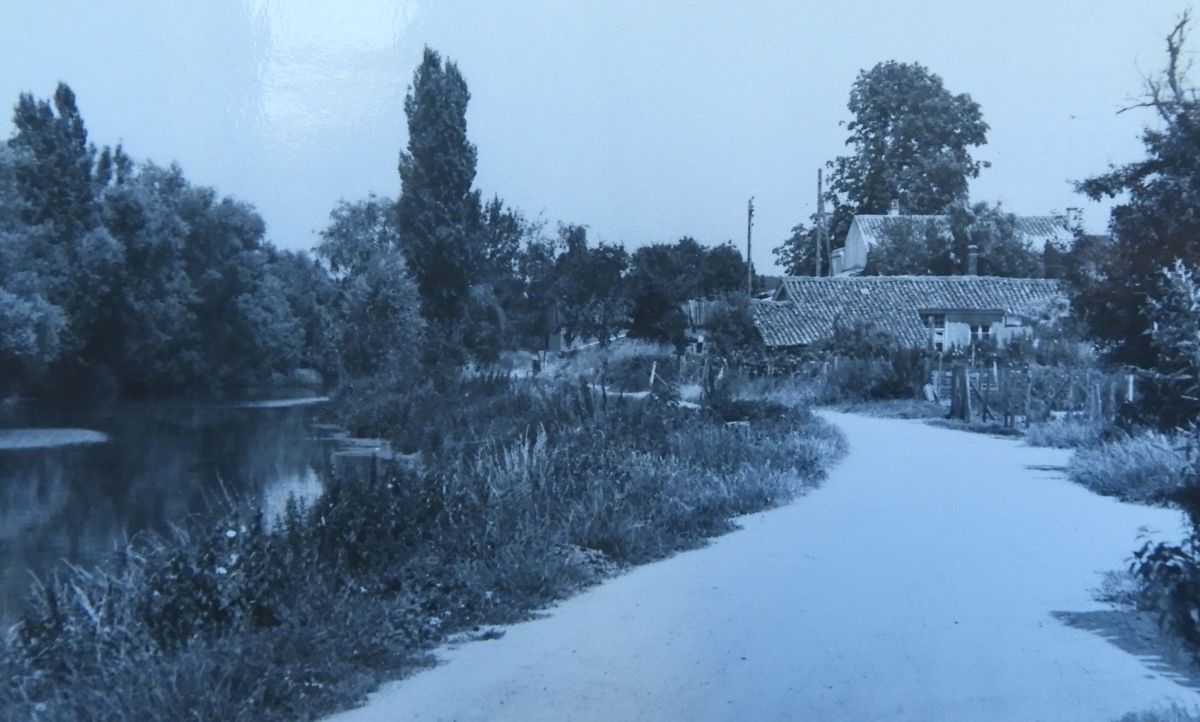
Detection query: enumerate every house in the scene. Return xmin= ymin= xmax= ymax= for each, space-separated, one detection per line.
xmin=751 ymin=276 xmax=1067 ymax=352
xmin=830 ymin=212 xmax=1075 ymax=276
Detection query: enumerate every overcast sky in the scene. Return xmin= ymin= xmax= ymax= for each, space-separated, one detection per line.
xmin=0 ymin=1 xmax=1189 ymax=272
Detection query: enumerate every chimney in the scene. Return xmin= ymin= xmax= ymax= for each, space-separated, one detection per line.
xmin=888 ymin=199 xmax=900 ymax=216
xmin=967 ymin=244 xmax=979 ymax=275
xmin=1064 ymin=207 xmax=1083 ymax=231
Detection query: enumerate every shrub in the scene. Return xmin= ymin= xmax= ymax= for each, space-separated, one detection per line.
xmin=1025 ymin=416 xmax=1107 ymax=448
xmin=602 ymin=351 xmax=680 ymax=392
xmin=1068 ymin=431 xmax=1189 ymax=504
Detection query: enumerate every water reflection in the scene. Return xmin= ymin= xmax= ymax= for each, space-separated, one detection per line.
xmin=0 ymin=398 xmax=328 ymax=623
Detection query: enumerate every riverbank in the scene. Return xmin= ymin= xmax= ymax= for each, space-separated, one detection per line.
xmin=329 ymin=412 xmax=1199 ymax=722
xmin=0 ymin=394 xmax=332 ymax=626
xmin=1 ymin=376 xmax=844 ymax=722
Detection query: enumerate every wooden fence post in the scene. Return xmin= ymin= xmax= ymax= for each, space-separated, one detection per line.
xmin=949 ymin=363 xmax=973 ymax=422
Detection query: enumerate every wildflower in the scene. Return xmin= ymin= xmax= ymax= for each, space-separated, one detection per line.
xmin=225 ymin=529 xmax=237 ymax=539
xmin=216 ymin=566 xmax=228 ymax=576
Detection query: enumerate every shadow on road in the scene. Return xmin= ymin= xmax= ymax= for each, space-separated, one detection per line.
xmin=1053 ymin=609 xmax=1200 ymax=692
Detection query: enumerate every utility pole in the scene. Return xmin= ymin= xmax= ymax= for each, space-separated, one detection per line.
xmin=746 ymin=196 xmax=755 ymax=297
xmin=815 ymin=169 xmax=825 ymax=277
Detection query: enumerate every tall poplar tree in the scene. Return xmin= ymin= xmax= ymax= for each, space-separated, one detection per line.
xmin=396 ymin=47 xmax=484 ymax=327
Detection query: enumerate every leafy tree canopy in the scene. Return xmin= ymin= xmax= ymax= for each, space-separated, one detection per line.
xmin=1074 ymin=13 xmax=1200 ymax=367
xmin=827 ymin=61 xmax=989 ymax=239
xmin=773 ymin=220 xmax=831 ymax=277
xmin=861 ymin=201 xmax=1040 ymax=277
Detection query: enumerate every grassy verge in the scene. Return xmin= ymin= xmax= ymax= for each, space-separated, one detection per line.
xmin=2 ymin=375 xmax=844 ymax=722
xmin=830 ymin=398 xmax=945 ymax=420
xmin=1025 ymin=416 xmax=1108 ymax=449
xmin=1067 ymin=431 xmax=1190 ymax=505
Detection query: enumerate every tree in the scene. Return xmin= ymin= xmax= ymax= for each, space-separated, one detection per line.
xmin=861 ymin=201 xmax=1040 ymax=276
xmin=553 ymin=224 xmax=628 ymax=346
xmin=514 ymin=231 xmax=561 ymax=350
xmin=7 ymin=83 xmax=123 ymax=365
xmin=827 ymin=61 xmax=989 ymax=239
xmin=700 ymin=242 xmax=747 ymax=296
xmin=773 ymin=221 xmax=831 ymax=277
xmin=396 ymin=47 xmax=484 ymax=328
xmin=947 ymin=202 xmax=1039 ymax=277
xmin=0 ymin=288 xmax=65 ymax=389
xmin=100 ymin=163 xmax=202 ymax=392
xmin=1147 ymin=261 xmax=1200 ymax=426
xmin=1075 ymin=13 xmax=1200 ymax=368
xmin=624 ymin=237 xmax=745 ymax=341
xmin=861 ymin=217 xmax=949 ymax=275
xmin=1 ymin=85 xmax=331 ymax=396
xmin=317 ymin=197 xmax=424 ymax=381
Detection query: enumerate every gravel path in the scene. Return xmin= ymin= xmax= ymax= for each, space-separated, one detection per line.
xmin=329 ymin=411 xmax=1199 ymax=721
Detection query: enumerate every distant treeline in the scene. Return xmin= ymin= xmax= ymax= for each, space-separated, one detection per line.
xmin=0 ymin=66 xmax=750 ymax=398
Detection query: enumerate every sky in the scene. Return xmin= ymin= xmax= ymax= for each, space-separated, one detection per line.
xmin=0 ymin=1 xmax=1190 ymax=273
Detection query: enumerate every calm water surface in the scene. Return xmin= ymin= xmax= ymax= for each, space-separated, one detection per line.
xmin=0 ymin=397 xmax=332 ymax=623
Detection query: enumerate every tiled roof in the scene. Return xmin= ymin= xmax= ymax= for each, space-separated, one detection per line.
xmin=851 ymin=214 xmax=1073 ymax=251
xmin=754 ymin=276 xmax=1065 ymax=348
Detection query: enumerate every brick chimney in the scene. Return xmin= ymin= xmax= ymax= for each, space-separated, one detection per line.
xmin=888 ymin=199 xmax=900 ymax=216
xmin=967 ymin=244 xmax=979 ymax=275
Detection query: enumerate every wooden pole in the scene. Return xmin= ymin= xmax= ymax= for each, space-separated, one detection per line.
xmin=815 ymin=169 xmax=824 ymax=277
xmin=746 ymin=197 xmax=755 ymax=297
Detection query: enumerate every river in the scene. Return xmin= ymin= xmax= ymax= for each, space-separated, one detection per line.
xmin=0 ymin=396 xmax=333 ymax=624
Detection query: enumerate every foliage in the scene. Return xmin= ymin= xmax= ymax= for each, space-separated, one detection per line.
xmin=773 ymin=220 xmax=831 ymax=277
xmin=1074 ymin=14 xmax=1200 ymax=370
xmin=626 ymin=237 xmax=747 ymax=344
xmin=0 ymin=289 xmax=65 ymax=388
xmin=2 ymin=378 xmax=845 ymax=721
xmin=603 ymin=352 xmax=680 ymax=393
xmin=827 ymin=61 xmax=989 ymax=239
xmin=316 ymin=196 xmax=424 ymax=383
xmin=1068 ymin=430 xmax=1189 ymax=504
xmin=701 ymin=242 xmax=748 ymax=296
xmin=1024 ymin=417 xmax=1107 ymax=449
xmin=702 ymin=294 xmax=760 ymax=359
xmin=946 ymin=202 xmax=1041 ymax=277
xmin=0 ymin=85 xmax=328 ymax=396
xmin=860 ymin=216 xmax=950 ymax=275
xmin=1146 ymin=261 xmax=1200 ymax=426
xmin=396 ymin=47 xmax=484 ymax=332
xmin=551 ymin=224 xmax=629 ymax=346
xmin=861 ymin=201 xmax=1041 ymax=276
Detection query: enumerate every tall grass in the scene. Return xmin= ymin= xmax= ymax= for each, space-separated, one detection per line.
xmin=1068 ymin=431 xmax=1190 ymax=504
xmin=2 ymin=376 xmax=844 ymax=721
xmin=1025 ymin=416 xmax=1108 ymax=448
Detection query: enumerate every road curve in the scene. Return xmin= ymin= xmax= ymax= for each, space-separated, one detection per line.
xmin=328 ymin=411 xmax=1197 ymax=722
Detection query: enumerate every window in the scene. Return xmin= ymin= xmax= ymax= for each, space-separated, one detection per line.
xmin=970 ymin=323 xmax=992 ymax=342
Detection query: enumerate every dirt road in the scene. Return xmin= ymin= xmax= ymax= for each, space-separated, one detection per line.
xmin=329 ymin=412 xmax=1198 ymax=721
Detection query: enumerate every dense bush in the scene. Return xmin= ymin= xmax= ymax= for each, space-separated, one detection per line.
xmin=603 ymin=351 xmax=680 ymax=392
xmin=2 ymin=378 xmax=844 ymax=721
